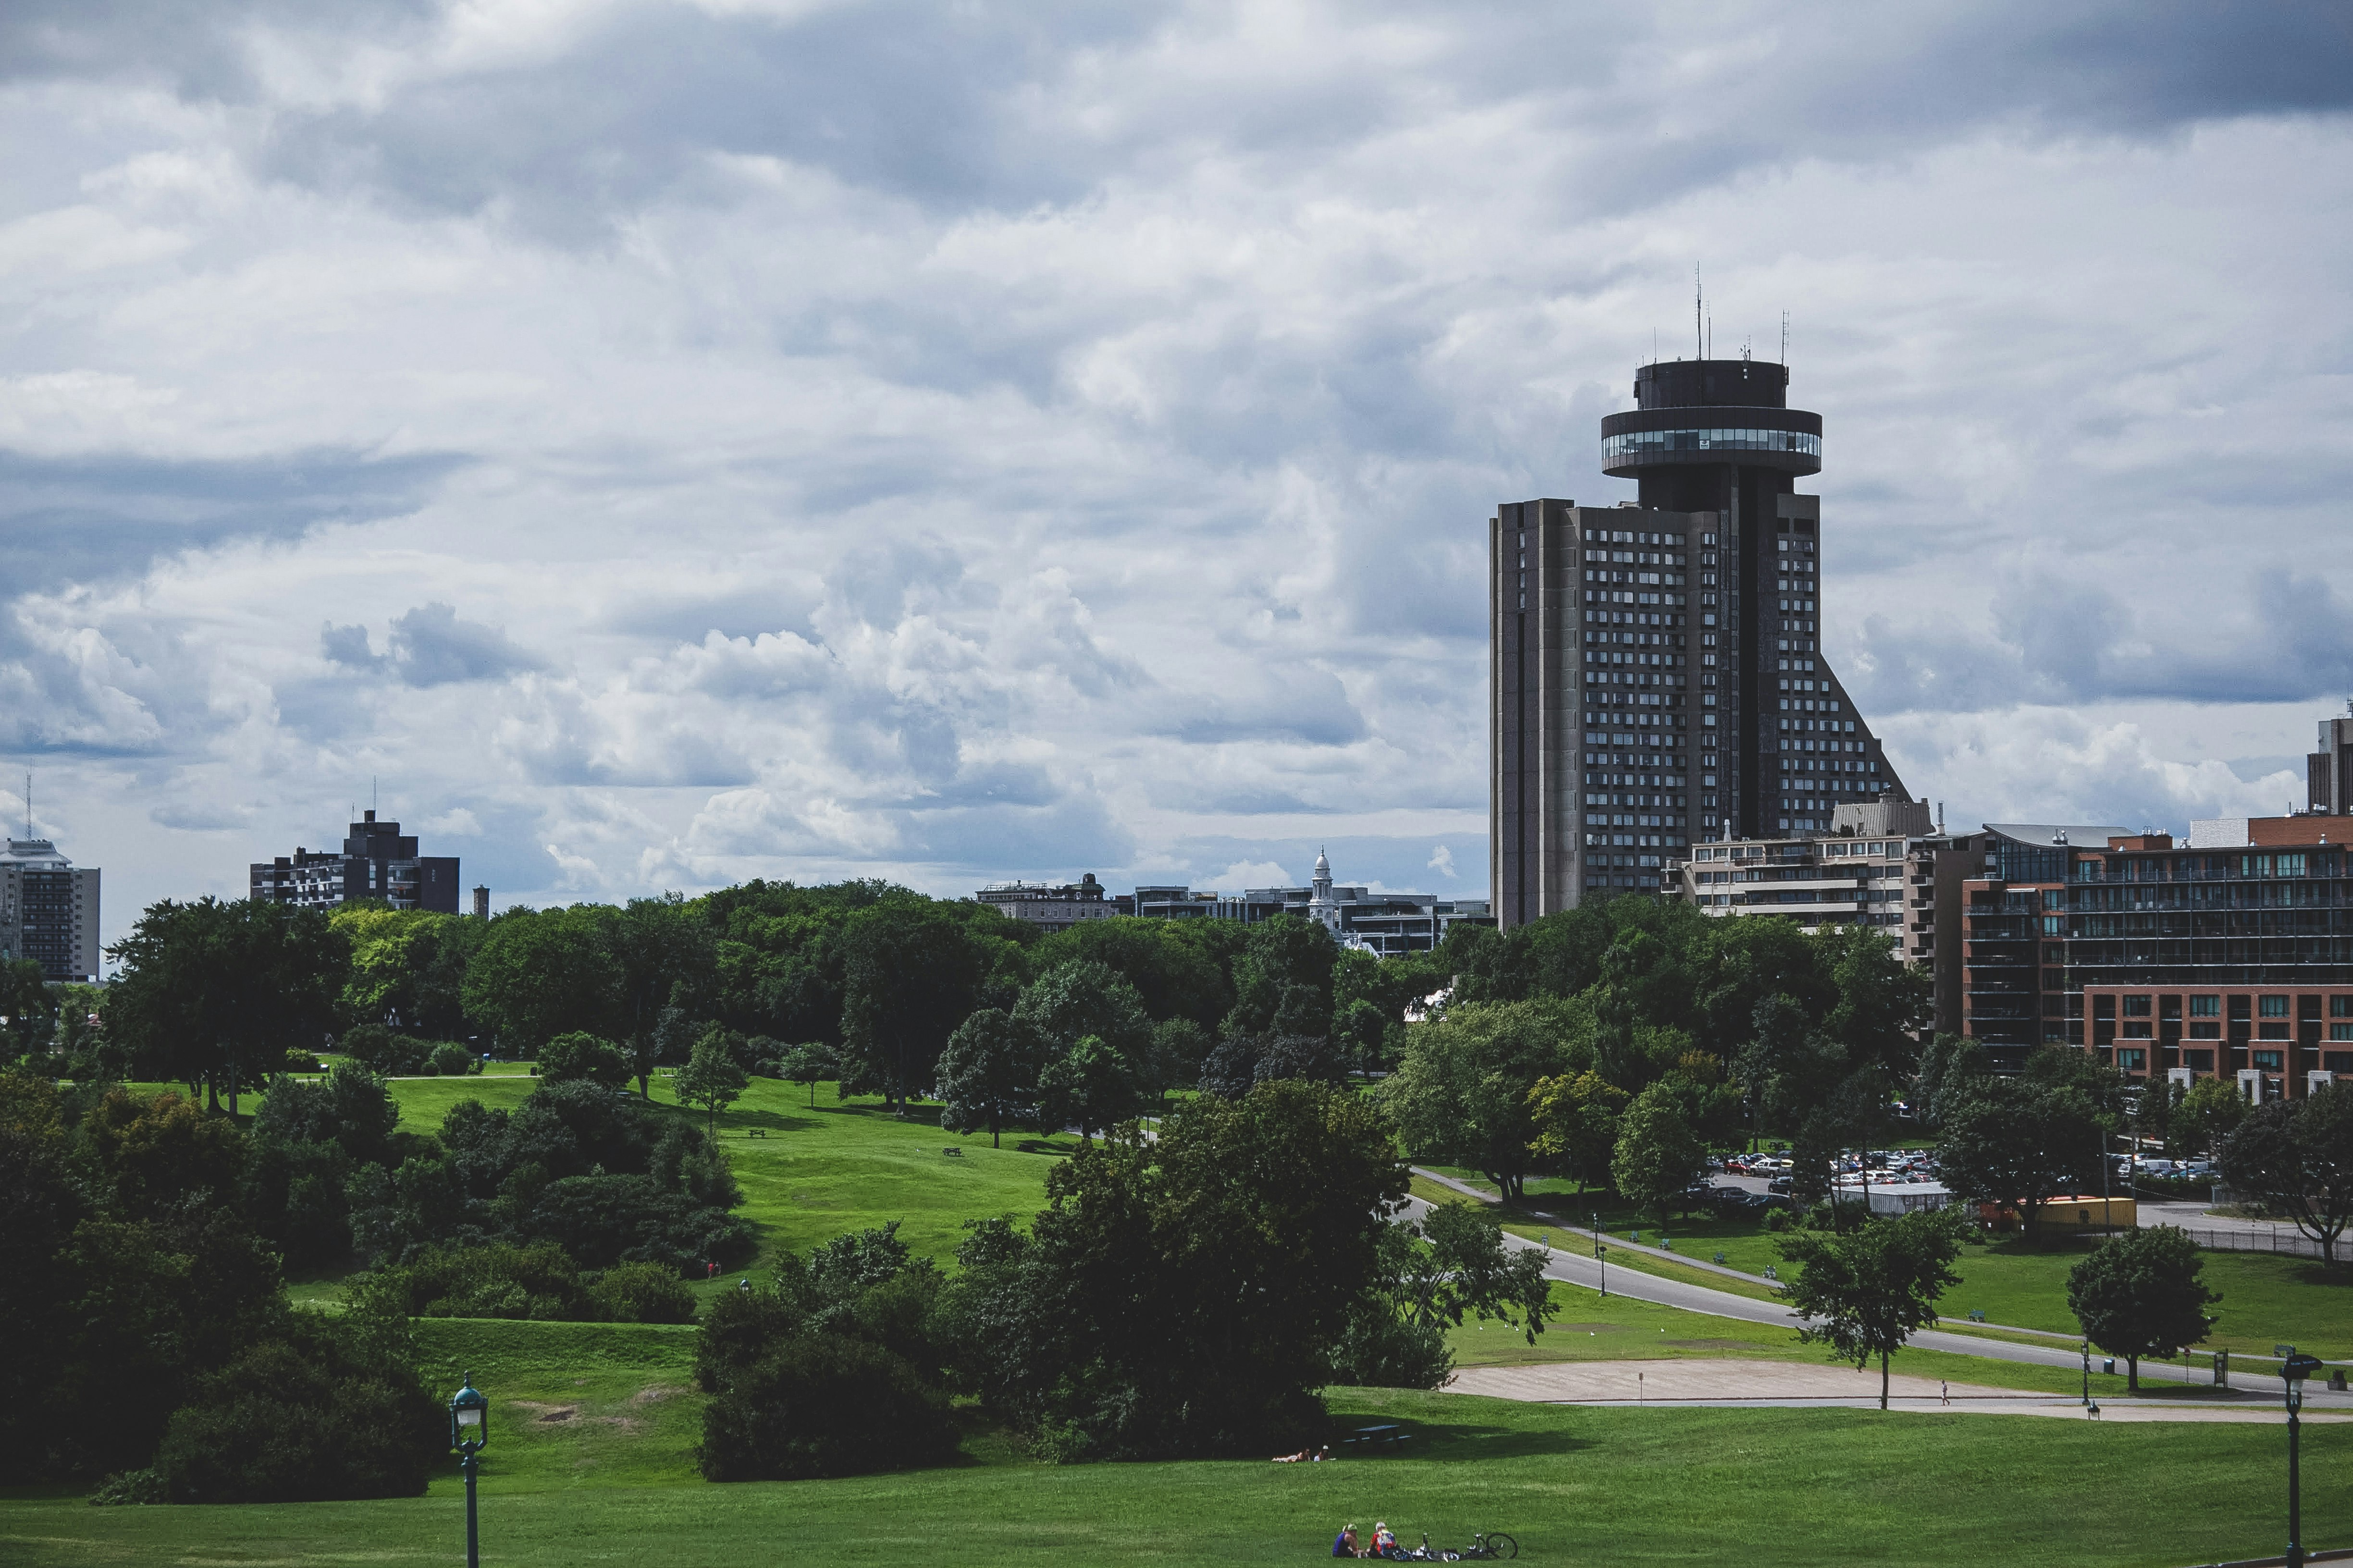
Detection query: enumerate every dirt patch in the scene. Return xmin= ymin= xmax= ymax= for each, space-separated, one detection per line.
xmin=634 ymin=1384 xmax=687 ymax=1404
xmin=508 ymin=1401 xmax=580 ymax=1423
xmin=1662 ymin=1339 xmax=1754 ymax=1350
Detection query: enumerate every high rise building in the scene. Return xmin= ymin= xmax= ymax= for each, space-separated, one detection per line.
xmin=1490 ymin=355 xmax=1910 ymax=926
xmin=0 ymin=837 xmax=100 ymax=981
xmin=250 ymin=810 xmax=461 ymax=913
xmin=2308 ymin=701 xmax=2353 ymax=815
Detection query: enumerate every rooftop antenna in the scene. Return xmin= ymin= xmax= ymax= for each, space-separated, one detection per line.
xmin=23 ymin=770 xmax=29 ymax=840
xmin=1695 ymin=264 xmax=1703 ymax=361
xmin=1780 ymin=310 xmax=1789 ymax=366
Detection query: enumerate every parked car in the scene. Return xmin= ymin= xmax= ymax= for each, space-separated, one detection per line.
xmin=1766 ymin=1176 xmax=1794 ymax=1195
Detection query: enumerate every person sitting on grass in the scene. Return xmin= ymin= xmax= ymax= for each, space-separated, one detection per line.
xmin=1372 ymin=1522 xmax=1397 ymax=1557
xmin=1332 ymin=1524 xmax=1362 ymax=1557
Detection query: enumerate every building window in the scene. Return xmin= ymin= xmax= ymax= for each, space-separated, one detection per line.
xmin=2330 ymin=1023 xmax=2353 ymax=1042
xmin=2260 ymin=995 xmax=2289 ymax=1018
xmin=2258 ymin=1022 xmax=2291 ymax=1040
xmin=2122 ymin=996 xmax=2151 ymax=1017
xmin=2184 ymin=1050 xmax=2214 ymax=1072
xmin=2189 ymin=1022 xmax=2221 ymax=1040
xmin=2190 ymin=995 xmax=2219 ymax=1018
xmin=2253 ymin=1050 xmax=2284 ymax=1069
xmin=2334 ymin=996 xmax=2353 ymax=1019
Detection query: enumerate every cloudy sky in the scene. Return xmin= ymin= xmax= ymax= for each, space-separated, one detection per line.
xmin=7 ymin=1 xmax=2353 ymax=950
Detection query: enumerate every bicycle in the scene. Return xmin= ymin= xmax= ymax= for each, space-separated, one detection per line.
xmin=1382 ymin=1535 xmax=1456 ymax=1562
xmin=1458 ymin=1531 xmax=1517 ymax=1560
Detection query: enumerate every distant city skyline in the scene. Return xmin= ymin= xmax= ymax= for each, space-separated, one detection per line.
xmin=5 ymin=4 xmax=2351 ymax=955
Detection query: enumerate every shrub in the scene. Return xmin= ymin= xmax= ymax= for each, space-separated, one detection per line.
xmin=590 ymin=1261 xmax=699 ymax=1323
xmin=425 ymin=1041 xmax=478 ymax=1078
xmin=282 ymin=1051 xmax=323 ymax=1074
xmin=696 ymin=1330 xmax=957 ymax=1482
xmin=349 ymin=1241 xmax=603 ymax=1321
xmin=339 ymin=1024 xmax=426 ymax=1077
xmin=87 ymin=1469 xmax=168 ymax=1506
xmin=525 ymin=1172 xmax=757 ymax=1274
xmin=537 ymin=1032 xmax=631 ymax=1089
xmin=1764 ymin=1207 xmax=1795 ymax=1232
xmin=150 ymin=1314 xmax=443 ymax=1503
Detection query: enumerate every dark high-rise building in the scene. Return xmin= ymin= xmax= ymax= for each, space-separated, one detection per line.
xmin=250 ymin=810 xmax=461 ymax=914
xmin=1490 ymin=356 xmax=1911 ymax=927
xmin=2309 ymin=702 xmax=2353 ymax=815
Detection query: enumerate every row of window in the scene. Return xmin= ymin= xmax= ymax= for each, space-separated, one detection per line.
xmin=1602 ymin=429 xmax=1823 ymax=461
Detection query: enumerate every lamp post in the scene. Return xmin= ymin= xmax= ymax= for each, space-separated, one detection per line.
xmin=1592 ymin=1212 xmax=1608 ymax=1300
xmin=2282 ymin=1351 xmax=2322 ymax=1568
xmin=2081 ymin=1340 xmax=2091 ymax=1407
xmin=448 ymin=1375 xmax=489 ymax=1568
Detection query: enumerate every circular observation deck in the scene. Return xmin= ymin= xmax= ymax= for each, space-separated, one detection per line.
xmin=1600 ymin=406 xmax=1822 ymax=479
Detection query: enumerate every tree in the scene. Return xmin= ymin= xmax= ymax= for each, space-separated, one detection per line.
xmin=675 ymin=1034 xmax=751 ymax=1141
xmin=1611 ymin=1084 xmax=1706 ymax=1225
xmin=458 ymin=906 xmax=623 ymax=1058
xmin=2181 ymin=1075 xmax=2250 ymax=1157
xmin=2219 ymin=1083 xmax=2353 ymax=1269
xmin=1776 ymin=1208 xmax=1968 ymax=1409
xmin=838 ymin=901 xmax=988 ymax=1113
xmin=252 ymin=1061 xmax=399 ymax=1167
xmin=106 ymin=898 xmax=348 ymax=1116
xmin=1037 ymin=1033 xmax=1147 ymax=1143
xmin=0 ymin=956 xmax=57 ymax=1059
xmin=940 ymin=1079 xmax=1408 ymax=1459
xmin=2067 ymin=1226 xmax=2220 ymax=1389
xmin=1378 ymin=999 xmax=1582 ymax=1199
xmin=1014 ymin=961 xmax=1153 ymax=1065
xmin=1331 ymin=1201 xmax=1554 ymax=1389
xmin=777 ymin=1042 xmax=838 ymax=1107
xmin=1934 ymin=1072 xmax=2104 ymax=1240
xmin=1526 ymin=1069 xmax=1629 ymax=1194
xmin=934 ymin=1010 xmax=1043 ymax=1148
xmin=537 ymin=1031 xmax=632 ymax=1090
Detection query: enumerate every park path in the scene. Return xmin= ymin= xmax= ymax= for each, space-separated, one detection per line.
xmin=1445 ymin=1360 xmax=2353 ymax=1421
xmin=1397 ymin=1188 xmax=2353 ymax=1410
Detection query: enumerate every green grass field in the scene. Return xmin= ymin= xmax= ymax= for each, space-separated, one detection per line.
xmin=3 ymin=1359 xmax=2340 ymax=1568
xmin=1415 ymin=1170 xmax=2353 ymax=1366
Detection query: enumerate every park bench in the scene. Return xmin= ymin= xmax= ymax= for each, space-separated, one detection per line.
xmin=942 ymin=1147 xmax=963 ymax=1157
xmin=746 ymin=1128 xmax=767 ymax=1138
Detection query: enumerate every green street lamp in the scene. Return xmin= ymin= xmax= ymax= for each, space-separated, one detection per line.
xmin=2282 ymin=1351 xmax=2323 ymax=1568
xmin=2080 ymin=1340 xmax=2091 ymax=1407
xmin=1591 ymin=1212 xmax=1608 ymax=1300
xmin=448 ymin=1375 xmax=489 ymax=1568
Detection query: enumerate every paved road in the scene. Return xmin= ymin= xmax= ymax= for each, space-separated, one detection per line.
xmin=1399 ymin=1193 xmax=2353 ymax=1409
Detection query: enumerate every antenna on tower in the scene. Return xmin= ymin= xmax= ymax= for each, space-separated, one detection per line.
xmin=1706 ymin=312 xmax=1712 ymax=361
xmin=22 ymin=770 xmax=28 ymax=840
xmin=1694 ymin=265 xmax=1703 ymax=361
xmin=1780 ymin=311 xmax=1789 ymax=366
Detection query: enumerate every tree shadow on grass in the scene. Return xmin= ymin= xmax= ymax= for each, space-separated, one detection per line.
xmin=721 ymin=1106 xmax=820 ymax=1134
xmin=1319 ymin=1409 xmax=1596 ymax=1463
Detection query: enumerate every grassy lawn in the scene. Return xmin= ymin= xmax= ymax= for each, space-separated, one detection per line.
xmin=3 ymin=1373 xmax=2340 ymax=1568
xmin=1415 ymin=1172 xmax=2353 ymax=1368
xmin=378 ymin=1075 xmax=1075 ymax=1298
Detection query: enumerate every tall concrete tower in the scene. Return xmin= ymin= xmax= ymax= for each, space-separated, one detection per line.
xmin=1489 ymin=355 xmax=1909 ymax=928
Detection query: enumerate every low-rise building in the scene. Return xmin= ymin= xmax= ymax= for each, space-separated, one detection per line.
xmin=1126 ymin=854 xmax=1491 ymax=954
xmin=974 ymin=873 xmax=1118 ymax=932
xmin=0 ymin=837 xmax=100 ymax=981
xmin=2067 ymin=815 xmax=2353 ymax=1102
xmin=250 ymin=810 xmax=461 ymax=913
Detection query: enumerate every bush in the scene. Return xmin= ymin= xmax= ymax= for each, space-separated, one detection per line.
xmin=590 ymin=1261 xmax=699 ymax=1323
xmin=349 ymin=1241 xmax=603 ymax=1321
xmin=1764 ymin=1207 xmax=1795 ymax=1232
xmin=538 ymin=1032 xmax=631 ymax=1089
xmin=87 ymin=1469 xmax=168 ymax=1506
xmin=339 ymin=1024 xmax=426 ymax=1078
xmin=282 ymin=1051 xmax=323 ymax=1074
xmin=425 ymin=1041 xmax=479 ymax=1078
xmin=697 ymin=1329 xmax=958 ymax=1482
xmin=525 ymin=1173 xmax=757 ymax=1274
xmin=149 ymin=1314 xmax=443 ymax=1503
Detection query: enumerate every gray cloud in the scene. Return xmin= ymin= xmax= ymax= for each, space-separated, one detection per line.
xmin=5 ymin=0 xmax=2353 ymax=941
xmin=324 ymin=604 xmax=542 ymax=687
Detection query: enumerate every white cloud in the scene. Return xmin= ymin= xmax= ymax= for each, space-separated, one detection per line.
xmin=0 ymin=1 xmax=2349 ymax=948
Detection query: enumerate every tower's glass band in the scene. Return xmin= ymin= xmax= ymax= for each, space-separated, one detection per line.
xmin=1602 ymin=428 xmax=1822 ymax=464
